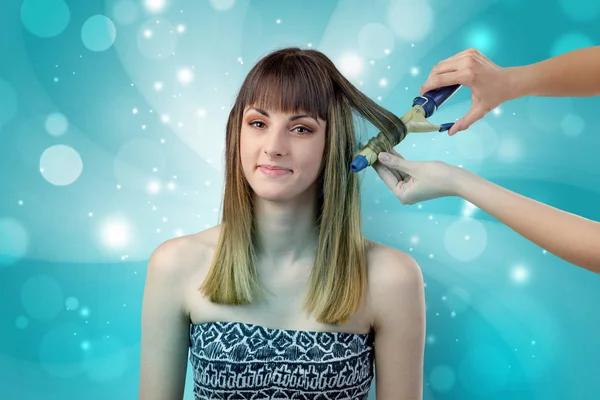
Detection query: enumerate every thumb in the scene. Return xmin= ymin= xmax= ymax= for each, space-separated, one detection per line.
xmin=449 ymin=106 xmax=486 ymax=136
xmin=378 ymin=152 xmax=415 ymax=174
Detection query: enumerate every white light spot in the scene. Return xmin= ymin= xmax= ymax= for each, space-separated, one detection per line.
xmin=411 ymin=236 xmax=420 ymax=245
xmin=338 ymin=53 xmax=364 ymax=79
xmin=147 ymin=181 xmax=160 ymax=194
xmin=177 ymin=24 xmax=185 ymax=33
xmin=493 ymin=107 xmax=502 ymax=116
xmin=410 ymin=67 xmax=420 ymax=76
xmin=276 ymin=19 xmax=281 ymax=24
xmin=379 ymin=78 xmax=388 ymax=87
xmin=101 ymin=218 xmax=131 ymax=249
xmin=167 ymin=182 xmax=175 ymax=190
xmin=153 ymin=81 xmax=163 ymax=91
xmin=177 ymin=67 xmax=193 ymax=84
xmin=197 ymin=108 xmax=206 ymax=118
xmin=143 ymin=29 xmax=152 ymax=38
xmin=161 ymin=114 xmax=170 ymax=123
xmin=144 ymin=0 xmax=166 ymax=13
xmin=132 ymin=108 xmax=138 ymax=114
xmin=510 ymin=265 xmax=530 ymax=284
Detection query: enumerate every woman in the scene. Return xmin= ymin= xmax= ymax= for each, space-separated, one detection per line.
xmin=138 ymin=48 xmax=426 ymax=400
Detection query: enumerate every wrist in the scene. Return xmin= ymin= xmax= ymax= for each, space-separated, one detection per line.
xmin=502 ymin=66 xmax=531 ymax=101
xmin=450 ymin=166 xmax=477 ymax=198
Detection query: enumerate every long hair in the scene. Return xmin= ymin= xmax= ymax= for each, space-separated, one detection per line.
xmin=200 ymin=47 xmax=405 ymax=325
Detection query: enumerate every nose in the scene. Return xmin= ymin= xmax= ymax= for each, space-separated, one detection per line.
xmin=263 ymin=126 xmax=288 ymax=157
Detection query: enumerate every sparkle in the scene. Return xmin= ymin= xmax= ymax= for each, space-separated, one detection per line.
xmin=153 ymin=81 xmax=163 ymax=91
xmin=88 ymin=212 xmax=93 ymax=217
xmin=132 ymin=108 xmax=138 ymax=114
xmin=147 ymin=181 xmax=160 ymax=194
xmin=18 ymin=200 xmax=23 ymax=206
xmin=237 ymin=57 xmax=243 ymax=64
xmin=167 ymin=182 xmax=176 ymax=190
xmin=160 ymin=138 xmax=166 ymax=144
xmin=205 ymin=181 xmax=210 ymax=186
xmin=177 ymin=24 xmax=185 ymax=33
xmin=384 ymin=49 xmax=391 ymax=55
xmin=429 ymin=254 xmax=434 ymax=259
xmin=493 ymin=107 xmax=502 ymax=116
xmin=465 ymin=235 xmax=470 ymax=241
xmin=197 ymin=108 xmax=206 ymax=118
xmin=411 ymin=236 xmax=420 ymax=244
xmin=275 ymin=19 xmax=281 ymax=24
xmin=428 ymin=215 xmax=433 ymax=220
xmin=379 ymin=78 xmax=388 ymax=87
xmin=162 ymin=217 xmax=168 ymax=223
xmin=116 ymin=184 xmax=121 ymax=189
xmin=177 ymin=67 xmax=194 ymax=84
xmin=142 ymin=125 xmax=147 ymax=130
xmin=410 ymin=67 xmax=420 ymax=76
xmin=417 ymin=204 xmax=422 ymax=209
xmin=161 ymin=114 xmax=170 ymax=123
xmin=101 ymin=218 xmax=131 ymax=249
xmin=510 ymin=265 xmax=530 ymax=284
xmin=144 ymin=29 xmax=153 ymax=38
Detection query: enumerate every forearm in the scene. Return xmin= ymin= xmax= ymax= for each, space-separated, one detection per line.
xmin=506 ymin=46 xmax=600 ymax=99
xmin=453 ymin=168 xmax=600 ymax=273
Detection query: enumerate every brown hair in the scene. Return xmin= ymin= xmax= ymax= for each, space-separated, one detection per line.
xmin=201 ymin=47 xmax=405 ymax=324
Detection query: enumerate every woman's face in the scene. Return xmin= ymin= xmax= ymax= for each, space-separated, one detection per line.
xmin=240 ymin=106 xmax=327 ymax=203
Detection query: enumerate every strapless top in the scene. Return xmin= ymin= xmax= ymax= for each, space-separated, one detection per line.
xmin=189 ymin=321 xmax=375 ymax=399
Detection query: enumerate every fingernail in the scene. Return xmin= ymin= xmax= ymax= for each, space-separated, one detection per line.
xmin=379 ymin=152 xmax=390 ymax=161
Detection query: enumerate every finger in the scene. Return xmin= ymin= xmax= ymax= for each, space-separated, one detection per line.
xmin=421 ymin=71 xmax=463 ymax=94
xmin=372 ymin=162 xmax=402 ymax=193
xmin=377 ymin=152 xmax=415 ymax=175
xmin=449 ymin=106 xmax=487 ymax=135
xmin=374 ymin=159 xmax=403 ymax=181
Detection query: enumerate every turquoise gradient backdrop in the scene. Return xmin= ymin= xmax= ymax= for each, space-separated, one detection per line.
xmin=1 ymin=0 xmax=600 ymax=399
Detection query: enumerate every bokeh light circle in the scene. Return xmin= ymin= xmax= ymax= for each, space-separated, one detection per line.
xmin=0 ymin=78 xmax=18 ymax=126
xmin=81 ymin=15 xmax=117 ymax=52
xmin=45 ymin=112 xmax=68 ymax=136
xmin=21 ymin=0 xmax=71 ymax=38
xmin=497 ymin=136 xmax=523 ymax=163
xmin=0 ymin=218 xmax=29 ymax=266
xmin=40 ymin=145 xmax=84 ymax=186
xmin=21 ymin=275 xmax=63 ymax=321
xmin=561 ymin=114 xmax=585 ymax=138
xmin=83 ymin=336 xmax=130 ymax=381
xmin=39 ymin=323 xmax=86 ymax=378
xmin=16 ymin=316 xmax=29 ymax=329
xmin=444 ymin=286 xmax=471 ymax=314
xmin=113 ymin=0 xmax=139 ymax=25
xmin=387 ymin=0 xmax=433 ymax=42
xmin=66 ymin=297 xmax=80 ymax=311
xmin=357 ymin=23 xmax=395 ymax=60
xmin=429 ymin=365 xmax=456 ymax=392
xmin=444 ymin=218 xmax=487 ymax=261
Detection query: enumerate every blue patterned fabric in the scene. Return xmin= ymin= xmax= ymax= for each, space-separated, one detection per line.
xmin=189 ymin=321 xmax=375 ymax=399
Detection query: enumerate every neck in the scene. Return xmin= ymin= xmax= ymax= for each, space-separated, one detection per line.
xmin=253 ymin=189 xmax=320 ymax=269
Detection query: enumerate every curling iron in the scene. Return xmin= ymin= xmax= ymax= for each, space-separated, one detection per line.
xmin=350 ymin=84 xmax=462 ymax=172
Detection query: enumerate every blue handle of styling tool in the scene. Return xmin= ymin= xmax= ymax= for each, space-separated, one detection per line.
xmin=412 ymin=84 xmax=461 ymax=118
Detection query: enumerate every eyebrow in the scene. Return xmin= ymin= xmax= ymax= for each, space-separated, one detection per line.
xmin=247 ymin=108 xmax=321 ymax=126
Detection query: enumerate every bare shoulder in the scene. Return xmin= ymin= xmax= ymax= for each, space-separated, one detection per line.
xmin=364 ymin=240 xmax=425 ymax=327
xmin=365 ymin=240 xmax=424 ymax=293
xmin=148 ymin=224 xmax=222 ymax=278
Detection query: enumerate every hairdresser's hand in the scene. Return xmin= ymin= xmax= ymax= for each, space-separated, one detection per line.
xmin=372 ymin=149 xmax=463 ymax=205
xmin=420 ymin=48 xmax=515 ymax=136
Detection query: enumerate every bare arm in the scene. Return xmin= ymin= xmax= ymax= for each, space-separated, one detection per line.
xmin=509 ymin=46 xmax=600 ymax=99
xmin=370 ymin=247 xmax=426 ymax=399
xmin=419 ymin=46 xmax=600 ymax=135
xmin=455 ymin=167 xmax=600 ymax=273
xmin=139 ymin=239 xmax=191 ymax=400
xmin=374 ymin=150 xmax=600 ymax=274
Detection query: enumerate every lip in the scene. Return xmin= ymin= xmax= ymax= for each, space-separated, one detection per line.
xmin=258 ymin=165 xmax=293 ymax=178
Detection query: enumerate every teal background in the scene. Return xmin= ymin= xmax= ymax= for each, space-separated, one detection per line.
xmin=1 ymin=0 xmax=600 ymax=399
